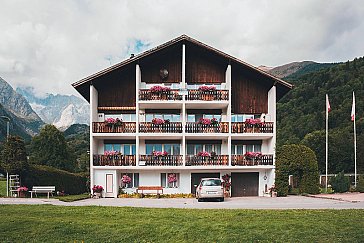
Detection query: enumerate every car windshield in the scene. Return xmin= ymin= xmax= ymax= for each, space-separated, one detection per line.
xmin=201 ymin=179 xmax=221 ymax=186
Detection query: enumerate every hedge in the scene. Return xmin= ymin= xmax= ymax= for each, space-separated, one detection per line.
xmin=23 ymin=165 xmax=88 ymax=195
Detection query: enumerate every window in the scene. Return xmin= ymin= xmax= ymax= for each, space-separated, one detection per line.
xmin=161 ymin=173 xmax=179 ymax=188
xmin=187 ymin=84 xmax=222 ymax=90
xmin=231 ymin=144 xmax=262 ymax=154
xmin=145 ymin=114 xmax=181 ymax=122
xmin=186 ymin=144 xmax=221 ymax=155
xmin=146 ymin=144 xmax=180 ymax=155
xmin=121 ymin=173 xmax=139 ymax=188
xmin=104 ymin=144 xmax=136 ymax=155
xmin=187 ymin=114 xmax=221 ymax=122
xmin=104 ymin=114 xmax=136 ymax=122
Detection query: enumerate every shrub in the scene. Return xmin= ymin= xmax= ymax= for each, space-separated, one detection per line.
xmin=23 ymin=165 xmax=87 ymax=195
xmin=276 ymin=144 xmax=320 ymax=196
xmin=355 ymin=176 xmax=364 ymax=193
xmin=330 ymin=171 xmax=350 ymax=193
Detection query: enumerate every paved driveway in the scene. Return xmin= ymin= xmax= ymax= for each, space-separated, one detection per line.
xmin=1 ymin=195 xmax=364 ymax=209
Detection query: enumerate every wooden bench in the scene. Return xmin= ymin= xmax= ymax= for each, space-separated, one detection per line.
xmin=29 ymin=186 xmax=56 ymax=199
xmin=136 ymin=186 xmax=163 ymax=198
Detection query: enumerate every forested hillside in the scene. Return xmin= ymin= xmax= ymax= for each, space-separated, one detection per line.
xmin=277 ymin=57 xmax=364 ymax=174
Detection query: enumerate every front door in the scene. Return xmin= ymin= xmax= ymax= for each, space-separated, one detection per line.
xmin=231 ymin=172 xmax=259 ymax=197
xmin=105 ymin=174 xmax=114 ymax=197
xmin=191 ymin=173 xmax=220 ymax=194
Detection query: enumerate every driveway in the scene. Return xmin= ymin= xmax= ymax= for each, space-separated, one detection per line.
xmin=1 ymin=194 xmax=364 ymax=209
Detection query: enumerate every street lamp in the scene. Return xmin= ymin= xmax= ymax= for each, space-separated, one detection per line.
xmin=1 ymin=115 xmax=11 ymax=197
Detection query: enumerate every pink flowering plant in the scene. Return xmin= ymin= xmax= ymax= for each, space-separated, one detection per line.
xmin=244 ymin=118 xmax=263 ymax=126
xmin=121 ymin=175 xmax=132 ymax=184
xmin=92 ymin=185 xmax=103 ymax=193
xmin=197 ymin=118 xmax=218 ymax=126
xmin=198 ymin=85 xmax=216 ymax=92
xmin=17 ymin=186 xmax=28 ymax=192
xmin=104 ymin=117 xmax=123 ymax=127
xmin=197 ymin=151 xmax=211 ymax=157
xmin=244 ymin=152 xmax=262 ymax=159
xmin=150 ymin=85 xmax=171 ymax=93
xmin=104 ymin=150 xmax=121 ymax=156
xmin=152 ymin=151 xmax=169 ymax=157
xmin=152 ymin=118 xmax=170 ymax=125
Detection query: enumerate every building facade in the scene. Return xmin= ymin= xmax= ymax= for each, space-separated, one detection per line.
xmin=72 ymin=35 xmax=292 ymax=198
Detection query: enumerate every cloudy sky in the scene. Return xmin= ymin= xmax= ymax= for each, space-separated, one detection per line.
xmin=1 ymin=0 xmax=363 ymax=97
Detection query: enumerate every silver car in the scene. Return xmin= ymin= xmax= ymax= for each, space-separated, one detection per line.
xmin=196 ymin=178 xmax=224 ymax=202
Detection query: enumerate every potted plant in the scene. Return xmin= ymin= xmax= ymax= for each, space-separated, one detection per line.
xmin=152 ymin=151 xmax=169 ymax=157
xmin=149 ymin=85 xmax=171 ymax=99
xmin=244 ymin=118 xmax=263 ymax=133
xmin=222 ymin=174 xmax=231 ymax=197
xmin=121 ymin=175 xmax=132 ymax=188
xmin=92 ymin=185 xmax=103 ymax=198
xmin=17 ymin=186 xmax=28 ymax=198
xmin=104 ymin=118 xmax=123 ymax=132
xmin=269 ymin=184 xmax=277 ymax=197
xmin=197 ymin=151 xmax=211 ymax=157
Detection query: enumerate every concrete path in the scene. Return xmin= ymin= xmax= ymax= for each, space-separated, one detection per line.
xmin=1 ymin=195 xmax=364 ymax=209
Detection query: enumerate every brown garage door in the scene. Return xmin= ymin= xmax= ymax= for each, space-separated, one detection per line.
xmin=191 ymin=173 xmax=220 ymax=194
xmin=231 ymin=172 xmax=259 ymax=197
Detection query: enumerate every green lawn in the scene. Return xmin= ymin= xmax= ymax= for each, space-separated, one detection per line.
xmin=0 ymin=205 xmax=363 ymax=242
xmin=0 ymin=179 xmax=6 ymax=197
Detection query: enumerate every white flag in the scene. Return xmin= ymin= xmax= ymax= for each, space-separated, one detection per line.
xmin=326 ymin=94 xmax=331 ymax=112
xmin=351 ymin=92 xmax=355 ymax=121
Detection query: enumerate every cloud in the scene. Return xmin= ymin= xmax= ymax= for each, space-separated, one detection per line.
xmin=0 ymin=0 xmax=363 ymax=97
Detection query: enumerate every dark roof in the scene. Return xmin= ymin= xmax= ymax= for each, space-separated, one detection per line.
xmin=72 ymin=34 xmax=293 ymax=99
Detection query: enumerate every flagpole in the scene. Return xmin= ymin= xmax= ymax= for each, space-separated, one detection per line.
xmin=353 ymin=92 xmax=357 ymax=188
xmin=325 ymin=94 xmax=329 ymax=192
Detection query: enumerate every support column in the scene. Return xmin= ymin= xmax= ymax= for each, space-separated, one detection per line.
xmin=226 ymin=64 xmax=232 ymax=166
xmin=136 ymin=64 xmax=141 ymax=167
xmin=90 ymin=84 xmax=98 ymax=188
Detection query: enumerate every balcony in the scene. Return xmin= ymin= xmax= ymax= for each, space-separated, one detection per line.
xmin=92 ymin=122 xmax=137 ymax=133
xmin=231 ymin=154 xmax=273 ymax=166
xmin=139 ymin=122 xmax=183 ymax=133
xmin=93 ymin=155 xmax=136 ymax=166
xmin=186 ymin=90 xmax=229 ymax=101
xmin=139 ymin=155 xmax=183 ymax=166
xmin=185 ymin=122 xmax=229 ymax=133
xmin=231 ymin=122 xmax=273 ymax=133
xmin=139 ymin=89 xmax=182 ymax=101
xmin=185 ymin=155 xmax=229 ymax=166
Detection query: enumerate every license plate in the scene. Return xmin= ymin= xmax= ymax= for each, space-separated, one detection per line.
xmin=207 ymin=191 xmax=217 ymax=194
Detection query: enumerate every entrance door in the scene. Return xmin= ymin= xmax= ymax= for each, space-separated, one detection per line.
xmin=191 ymin=173 xmax=220 ymax=194
xmin=231 ymin=172 xmax=259 ymax=197
xmin=105 ymin=174 xmax=114 ymax=197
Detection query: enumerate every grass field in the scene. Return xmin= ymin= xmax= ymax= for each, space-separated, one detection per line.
xmin=0 ymin=205 xmax=363 ymax=242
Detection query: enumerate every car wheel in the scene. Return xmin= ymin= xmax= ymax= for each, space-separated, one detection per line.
xmin=220 ymin=197 xmax=224 ymax=202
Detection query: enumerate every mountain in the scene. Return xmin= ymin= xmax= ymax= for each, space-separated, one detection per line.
xmin=266 ymin=61 xmax=336 ymax=79
xmin=0 ymin=77 xmax=44 ymax=138
xmin=17 ymin=87 xmax=89 ymax=129
xmin=276 ymin=57 xmax=364 ymax=174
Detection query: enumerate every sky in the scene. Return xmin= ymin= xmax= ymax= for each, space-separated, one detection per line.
xmin=0 ymin=0 xmax=363 ymax=97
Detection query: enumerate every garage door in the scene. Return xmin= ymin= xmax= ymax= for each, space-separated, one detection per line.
xmin=231 ymin=172 xmax=259 ymax=197
xmin=191 ymin=173 xmax=220 ymax=194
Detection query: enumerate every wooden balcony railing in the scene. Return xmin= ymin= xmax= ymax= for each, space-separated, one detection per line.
xmin=231 ymin=122 xmax=274 ymax=133
xmin=92 ymin=122 xmax=136 ymax=133
xmin=139 ymin=89 xmax=182 ymax=101
xmin=139 ymin=122 xmax=182 ymax=133
xmin=185 ymin=155 xmax=229 ymax=166
xmin=93 ymin=155 xmax=136 ymax=166
xmin=231 ymin=154 xmax=273 ymax=166
xmin=186 ymin=90 xmax=229 ymax=101
xmin=139 ymin=155 xmax=183 ymax=166
xmin=185 ymin=122 xmax=229 ymax=133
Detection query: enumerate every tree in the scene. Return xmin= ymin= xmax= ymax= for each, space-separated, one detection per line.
xmin=29 ymin=125 xmax=76 ymax=172
xmin=0 ymin=136 xmax=28 ymax=175
xmin=276 ymin=144 xmax=320 ymax=196
xmin=301 ymin=130 xmax=325 ymax=173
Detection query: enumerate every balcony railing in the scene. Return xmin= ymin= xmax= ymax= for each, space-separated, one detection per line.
xmin=185 ymin=122 xmax=229 ymax=133
xmin=139 ymin=122 xmax=182 ymax=133
xmin=139 ymin=155 xmax=183 ymax=166
xmin=185 ymin=155 xmax=229 ymax=166
xmin=231 ymin=122 xmax=274 ymax=133
xmin=231 ymin=154 xmax=273 ymax=166
xmin=92 ymin=122 xmax=137 ymax=133
xmin=139 ymin=89 xmax=182 ymax=101
xmin=93 ymin=155 xmax=136 ymax=166
xmin=186 ymin=90 xmax=229 ymax=101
